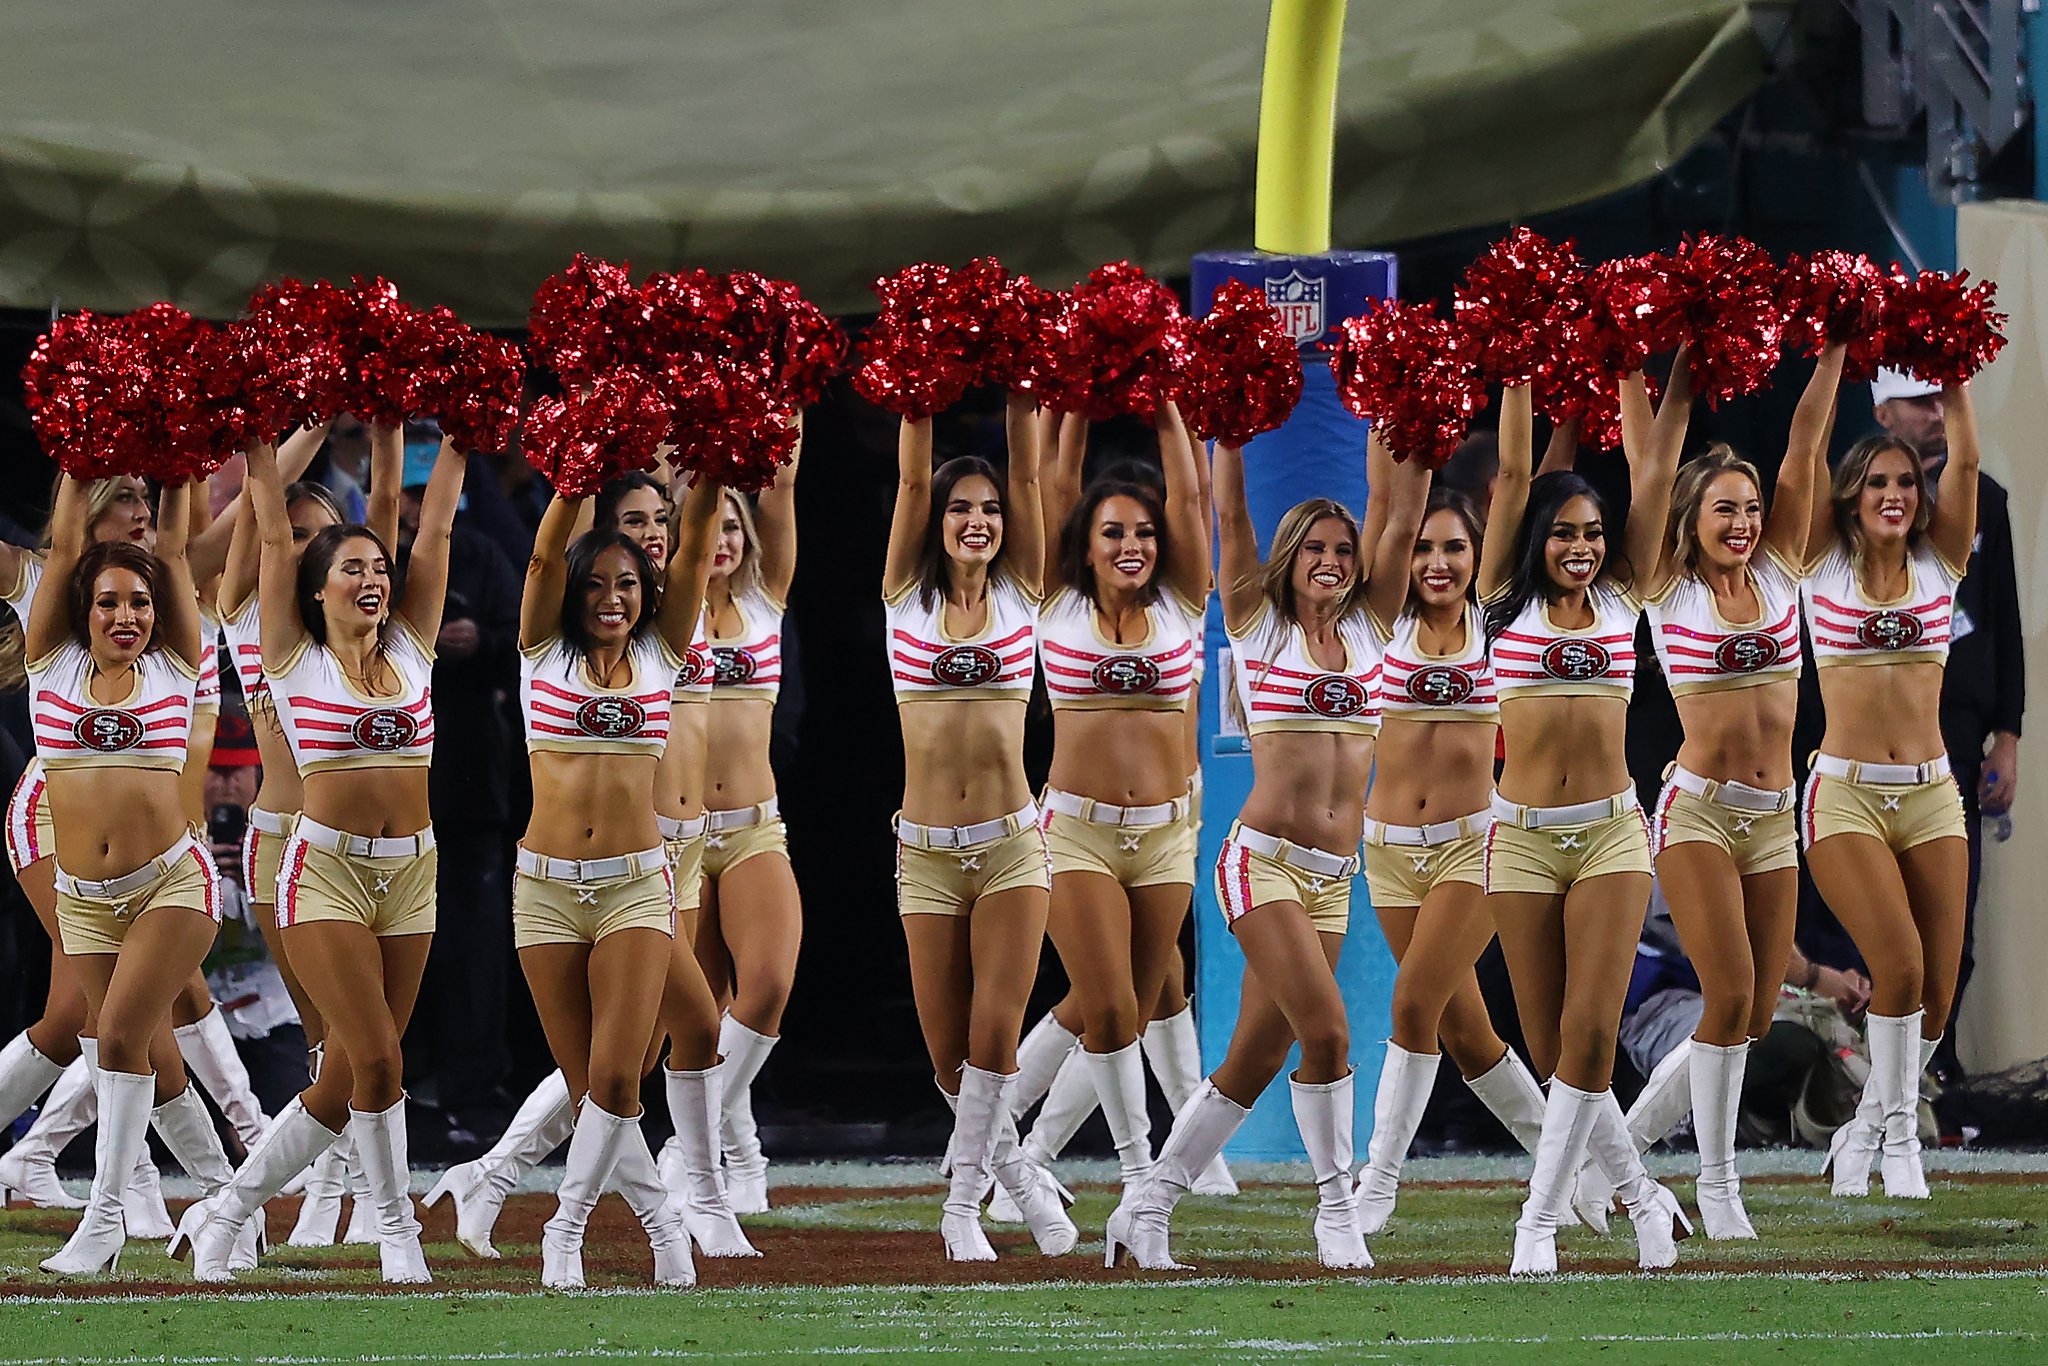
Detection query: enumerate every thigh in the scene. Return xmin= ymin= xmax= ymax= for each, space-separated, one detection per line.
xmin=33 ymin=935 xmax=88 ymax=1049
xmin=1806 ymin=834 xmax=1920 ymax=977
xmin=1046 ymin=871 xmax=1134 ymax=1001
xmin=1231 ymin=901 xmax=1347 ymax=1040
xmin=1210 ymin=962 xmax=1305 ymax=1105
xmin=716 ymin=854 xmax=802 ymax=980
xmin=1374 ymin=902 xmax=1421 ymax=962
xmin=1740 ymin=867 xmax=1800 ymax=1040
xmin=1487 ymin=890 xmax=1567 ymax=1078
xmin=170 ymin=972 xmax=213 ymax=1028
xmin=96 ymin=906 xmax=217 ymax=1067
xmin=968 ymin=883 xmax=1049 ymax=1034
xmin=587 ymin=928 xmax=673 ymax=1099
xmin=1898 ymin=836 xmax=1970 ymax=1024
xmin=656 ymin=931 xmax=721 ymax=1072
xmin=1151 ymin=941 xmax=1189 ymax=1020
xmin=251 ymin=895 xmax=321 ymax=1037
xmin=903 ymin=912 xmax=973 ymax=1084
xmin=377 ymin=933 xmax=434 ymax=1036
xmin=1126 ymin=881 xmax=1192 ymax=1010
xmin=283 ymin=920 xmax=398 ymax=1063
xmin=1403 ymin=882 xmax=1500 ymax=997
xmin=1660 ymin=843 xmax=1756 ymax=1000
xmin=692 ymin=873 xmax=733 ymax=1008
xmin=1555 ymin=871 xmax=1652 ymax=1089
xmin=520 ymin=941 xmax=596 ymax=1101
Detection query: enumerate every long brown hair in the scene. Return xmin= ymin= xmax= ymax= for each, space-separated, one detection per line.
xmin=67 ymin=542 xmax=165 ymax=653
xmin=1829 ymin=433 xmax=1931 ymax=558
xmin=1667 ymin=444 xmax=1764 ymax=576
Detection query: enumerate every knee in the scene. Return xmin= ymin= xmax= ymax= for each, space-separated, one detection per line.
xmin=345 ymin=1036 xmax=406 ymax=1104
xmin=1554 ymin=1018 xmax=1618 ymax=1089
xmin=734 ymin=967 xmax=792 ymax=1022
xmin=96 ymin=1034 xmax=150 ymax=1076
xmin=1696 ymin=990 xmax=1753 ymax=1046
xmin=1296 ymin=1016 xmax=1351 ymax=1079
xmin=586 ymin=1067 xmax=642 ymax=1119
xmin=1084 ymin=992 xmax=1141 ymax=1050
xmin=1388 ymin=985 xmax=1441 ymax=1049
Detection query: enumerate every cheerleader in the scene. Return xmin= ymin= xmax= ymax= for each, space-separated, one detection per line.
xmin=1578 ymin=346 xmax=1847 ymax=1236
xmin=1478 ymin=377 xmax=1692 ymax=1275
xmin=694 ymin=429 xmax=804 ymax=1214
xmin=176 ymin=435 xmax=465 ymax=1282
xmin=27 ymin=474 xmax=246 ymax=1275
xmin=1804 ymin=384 xmax=1980 ymax=1200
xmin=886 ymin=397 xmax=1078 ymax=1261
xmin=1351 ymin=442 xmax=1553 ymax=1234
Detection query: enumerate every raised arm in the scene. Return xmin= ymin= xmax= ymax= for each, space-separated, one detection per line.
xmin=519 ymin=491 xmax=581 ymax=651
xmin=395 ymin=438 xmax=466 ymax=643
xmin=1210 ymin=441 xmax=1264 ymax=632
xmin=366 ymin=423 xmax=403 ymax=554
xmin=220 ymin=422 xmax=334 ymax=613
xmin=1929 ymin=383 xmax=1982 ymax=572
xmin=184 ymin=474 xmax=234 ymax=586
xmin=1364 ymin=432 xmax=1432 ymax=627
xmin=1156 ymin=401 xmax=1209 ymax=606
xmin=1765 ymin=343 xmax=1845 ymax=567
xmin=1041 ymin=411 xmax=1086 ymax=591
xmin=1476 ymin=384 xmax=1535 ymax=600
xmin=657 ymin=478 xmax=722 ymax=657
xmin=1005 ymin=393 xmax=1045 ymax=599
xmin=882 ymin=417 xmax=933 ymax=601
xmin=1538 ymin=416 xmax=1579 ymax=476
xmin=1625 ymin=351 xmax=1694 ymax=595
xmin=24 ymin=476 xmax=89 ymax=661
xmin=755 ymin=415 xmax=801 ymax=603
xmin=247 ymin=442 xmax=311 ymax=666
xmin=148 ymin=480 xmax=202 ymax=669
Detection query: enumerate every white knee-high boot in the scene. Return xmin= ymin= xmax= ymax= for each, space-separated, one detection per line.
xmin=71 ymin=1039 xmax=173 ymax=1238
xmin=989 ymin=1101 xmax=1079 ymax=1256
xmin=1825 ymin=1026 xmax=1938 ymax=1197
xmin=39 ymin=1066 xmax=154 ymax=1275
xmin=1103 ymin=1080 xmax=1247 ymax=1271
xmin=1463 ymin=1048 xmax=1547 ymax=1155
xmin=1010 ymin=1013 xmax=1082 ymax=1118
xmin=0 ymin=1053 xmax=89 ymax=1208
xmin=716 ymin=1016 xmax=777 ymax=1215
xmin=1574 ymin=1039 xmax=1696 ymax=1233
xmin=1585 ymin=1091 xmax=1691 ymax=1270
xmin=1690 ymin=1039 xmax=1755 ymax=1238
xmin=0 ymin=1030 xmax=68 ymax=1155
xmin=173 ymin=1006 xmax=269 ymax=1151
xmin=1511 ymin=1079 xmax=1603 ymax=1276
xmin=423 ymin=1069 xmax=575 ymax=1258
xmin=987 ymin=1016 xmax=1084 ymax=1223
xmin=541 ymin=1100 xmax=638 ymax=1290
xmin=152 ymin=1084 xmax=263 ymax=1270
xmin=1871 ymin=1010 xmax=1930 ymax=1199
xmin=1142 ymin=1005 xmax=1237 ymax=1196
xmin=606 ymin=1130 xmax=697 ymax=1288
xmin=1019 ymin=1049 xmax=1097 ymax=1166
xmin=286 ymin=1138 xmax=349 ymax=1247
xmin=1292 ymin=1073 xmax=1371 ymax=1269
xmin=349 ymin=1098 xmax=429 ymax=1284
xmin=1084 ymin=1042 xmax=1153 ymax=1191
xmin=938 ymin=1067 xmax=1011 ymax=1262
xmin=662 ymin=1065 xmax=757 ymax=1257
xmin=1353 ymin=1043 xmax=1437 ymax=1236
xmin=174 ymin=1098 xmax=343 ymax=1282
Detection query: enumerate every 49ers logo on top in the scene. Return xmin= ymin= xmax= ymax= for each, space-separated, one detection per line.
xmin=1304 ymin=674 xmax=1367 ymax=717
xmin=351 ymin=708 xmax=419 ymax=752
xmin=1092 ymin=655 xmax=1161 ymax=694
xmin=73 ymin=709 xmax=143 ymax=752
xmin=1713 ymin=632 xmax=1782 ymax=674
xmin=576 ymin=696 xmax=647 ymax=738
xmin=676 ymin=646 xmax=711 ymax=689
xmin=1406 ymin=665 xmax=1475 ymax=707
xmin=1541 ymin=639 xmax=1611 ymax=681
xmin=931 ymin=644 xmax=1001 ymax=688
xmin=712 ymin=646 xmax=755 ymax=687
xmin=1857 ymin=609 xmax=1924 ymax=652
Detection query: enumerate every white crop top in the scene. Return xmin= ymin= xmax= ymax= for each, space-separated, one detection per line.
xmin=1376 ymin=605 xmax=1498 ymax=722
xmin=1039 ymin=587 xmax=1197 ymax=712
xmin=1226 ymin=601 xmax=1380 ymax=736
xmin=221 ymin=593 xmax=267 ymax=709
xmin=1801 ymin=542 xmax=1959 ymax=667
xmin=708 ymin=586 xmax=783 ymax=700
xmin=3 ymin=555 xmax=43 ymax=620
xmin=29 ymin=640 xmax=197 ymax=771
xmin=271 ymin=621 xmax=437 ymax=773
xmin=195 ymin=608 xmax=221 ymax=714
xmin=884 ymin=577 xmax=1037 ymax=704
xmin=1648 ymin=549 xmax=1803 ymax=696
xmin=672 ymin=612 xmax=714 ymax=706
xmin=1489 ymin=585 xmax=1640 ymax=701
xmin=522 ymin=634 xmax=678 ymax=755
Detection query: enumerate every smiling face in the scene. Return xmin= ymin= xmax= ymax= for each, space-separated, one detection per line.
xmin=1693 ymin=469 xmax=1763 ymax=573
xmin=89 ymin=477 xmax=155 ymax=551
xmin=88 ymin=564 xmax=154 ymax=665
xmin=1087 ymin=493 xmax=1159 ymax=592
xmin=709 ymin=493 xmax=749 ymax=585
xmin=580 ymin=544 xmax=645 ymax=649
xmin=314 ymin=534 xmax=392 ymax=635
xmin=611 ymin=486 xmax=670 ymax=570
xmin=1543 ymin=494 xmax=1605 ymax=594
xmin=943 ymin=474 xmax=1004 ymax=570
xmin=1411 ymin=507 xmax=1475 ymax=609
xmin=1290 ymin=514 xmax=1357 ymax=611
xmin=1857 ymin=446 xmax=1922 ymax=548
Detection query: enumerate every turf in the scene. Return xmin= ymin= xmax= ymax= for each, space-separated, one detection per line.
xmin=0 ymin=1163 xmax=2042 ymax=1363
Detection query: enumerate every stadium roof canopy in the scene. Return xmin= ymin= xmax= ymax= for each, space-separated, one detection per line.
xmin=0 ymin=0 xmax=1767 ymax=325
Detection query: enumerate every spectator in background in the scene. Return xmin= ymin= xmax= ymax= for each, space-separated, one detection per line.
xmin=395 ymin=424 xmax=524 ymax=1145
xmin=313 ymin=414 xmax=372 ymax=523
xmin=1872 ymin=370 xmax=2025 ymax=1080
xmin=1438 ymin=430 xmax=1500 ymax=521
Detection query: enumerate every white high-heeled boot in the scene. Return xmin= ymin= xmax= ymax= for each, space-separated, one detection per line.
xmin=1511 ymin=1079 xmax=1603 ymax=1275
xmin=1871 ymin=1011 xmax=1930 ymax=1199
xmin=152 ymin=1084 xmax=263 ymax=1271
xmin=542 ymin=1100 xmax=638 ymax=1290
xmin=424 ymin=1069 xmax=575 ymax=1258
xmin=1292 ymin=1072 xmax=1371 ymax=1269
xmin=938 ymin=1067 xmax=1011 ymax=1261
xmin=1690 ymin=1039 xmax=1756 ymax=1239
xmin=1353 ymin=1043 xmax=1437 ymax=1236
xmin=68 ymin=1039 xmax=173 ymax=1238
xmin=0 ymin=1054 xmax=89 ymax=1208
xmin=607 ymin=1131 xmax=697 ymax=1287
xmin=988 ymin=1051 xmax=1088 ymax=1224
xmin=349 ymin=1098 xmax=430 ymax=1284
xmin=663 ymin=1065 xmax=758 ymax=1257
xmin=173 ymin=1005 xmax=269 ymax=1152
xmin=0 ymin=1032 xmax=69 ymax=1202
xmin=716 ymin=1016 xmax=777 ymax=1215
xmin=1573 ymin=1039 xmax=1695 ymax=1235
xmin=1084 ymin=1042 xmax=1154 ymax=1192
xmin=286 ymin=1141 xmax=348 ymax=1247
xmin=39 ymin=1066 xmax=153 ymax=1275
xmin=1585 ymin=1091 xmax=1691 ymax=1269
xmin=986 ymin=1016 xmax=1082 ymax=1224
xmin=342 ymin=1141 xmax=378 ymax=1244
xmin=1824 ymin=1027 xmax=1938 ymax=1197
xmin=1143 ymin=1006 xmax=1237 ymax=1196
xmin=1103 ymin=1080 xmax=1247 ymax=1271
xmin=989 ymin=1104 xmax=1078 ymax=1256
xmin=1463 ymin=1048 xmax=1547 ymax=1155
xmin=175 ymin=1099 xmax=343 ymax=1282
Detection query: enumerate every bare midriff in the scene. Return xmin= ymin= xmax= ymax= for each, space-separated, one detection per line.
xmin=1672 ymin=679 xmax=1798 ymax=789
xmin=899 ymin=697 xmax=1033 ymax=827
xmin=1047 ymin=708 xmax=1185 ymax=808
xmin=705 ymin=697 xmax=777 ymax=810
xmin=526 ymin=751 xmax=662 ymax=859
xmin=1238 ymin=729 xmax=1374 ymax=855
xmin=1815 ymin=660 xmax=1946 ymax=766
xmin=47 ymin=770 xmax=187 ymax=879
xmin=1367 ymin=718 xmax=1495 ymax=824
xmin=1495 ymin=694 xmax=1632 ymax=808
xmin=655 ymin=706 xmax=708 ymax=823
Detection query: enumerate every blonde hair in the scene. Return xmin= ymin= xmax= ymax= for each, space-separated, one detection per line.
xmin=1830 ymin=433 xmax=1932 ymax=558
xmin=40 ymin=475 xmax=150 ymax=549
xmin=718 ymin=488 xmax=765 ymax=597
xmin=1244 ymin=498 xmax=1365 ymax=625
xmin=1667 ymin=444 xmax=1764 ymax=576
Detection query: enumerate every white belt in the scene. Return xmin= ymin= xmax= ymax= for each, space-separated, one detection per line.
xmin=248 ymin=808 xmax=292 ymax=836
xmin=57 ymin=833 xmax=198 ymax=902
xmin=1813 ymin=754 xmax=1952 ymax=787
xmin=1490 ymin=789 xmax=1640 ymax=831
xmin=1044 ymin=787 xmax=1189 ymax=829
xmin=1228 ymin=823 xmax=1359 ymax=878
xmin=1363 ymin=810 xmax=1489 ymax=848
xmin=294 ymin=816 xmax=436 ymax=859
xmin=897 ymin=802 xmax=1039 ymax=851
xmin=658 ymin=814 xmax=709 ymax=841
xmin=704 ymin=798 xmax=779 ymax=834
xmin=517 ymin=844 xmax=667 ymax=884
xmin=1669 ymin=766 xmax=1794 ymax=813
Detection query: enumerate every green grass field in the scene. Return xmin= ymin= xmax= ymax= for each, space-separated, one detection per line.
xmin=0 ymin=1156 xmax=2042 ymax=1364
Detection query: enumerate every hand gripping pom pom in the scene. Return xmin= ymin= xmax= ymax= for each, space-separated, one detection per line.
xmin=1166 ymin=280 xmax=1303 ymax=445
xmin=1778 ymin=251 xmax=1887 ymax=375
xmin=1453 ymin=228 xmax=1589 ymax=388
xmin=521 ymin=370 xmax=673 ymax=499
xmin=1328 ymin=299 xmax=1484 ymax=469
xmin=1033 ymin=261 xmax=1186 ymax=420
xmin=1876 ymin=269 xmax=2007 ymax=389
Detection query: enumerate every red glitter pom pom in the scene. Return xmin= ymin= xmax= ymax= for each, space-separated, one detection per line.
xmin=722 ymin=271 xmax=848 ymax=408
xmin=660 ymin=353 xmax=799 ymax=494
xmin=522 ymin=370 xmax=673 ymax=499
xmin=1453 ymin=228 xmax=1589 ymax=387
xmin=1328 ymin=299 xmax=1485 ymax=469
xmin=852 ymin=262 xmax=993 ymax=419
xmin=330 ymin=277 xmax=436 ymax=426
xmin=529 ymin=255 xmax=643 ymax=387
xmin=1778 ymin=250 xmax=1887 ymax=374
xmin=978 ymin=269 xmax=1058 ymax=393
xmin=1035 ymin=262 xmax=1186 ymax=420
xmin=1167 ymin=280 xmax=1303 ymax=445
xmin=238 ymin=278 xmax=352 ymax=430
xmin=409 ymin=309 xmax=526 ymax=455
xmin=1876 ymin=269 xmax=2008 ymax=388
xmin=1668 ymin=235 xmax=1784 ymax=408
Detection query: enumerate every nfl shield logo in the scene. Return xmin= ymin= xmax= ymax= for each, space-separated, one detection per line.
xmin=1263 ymin=269 xmax=1326 ymax=346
